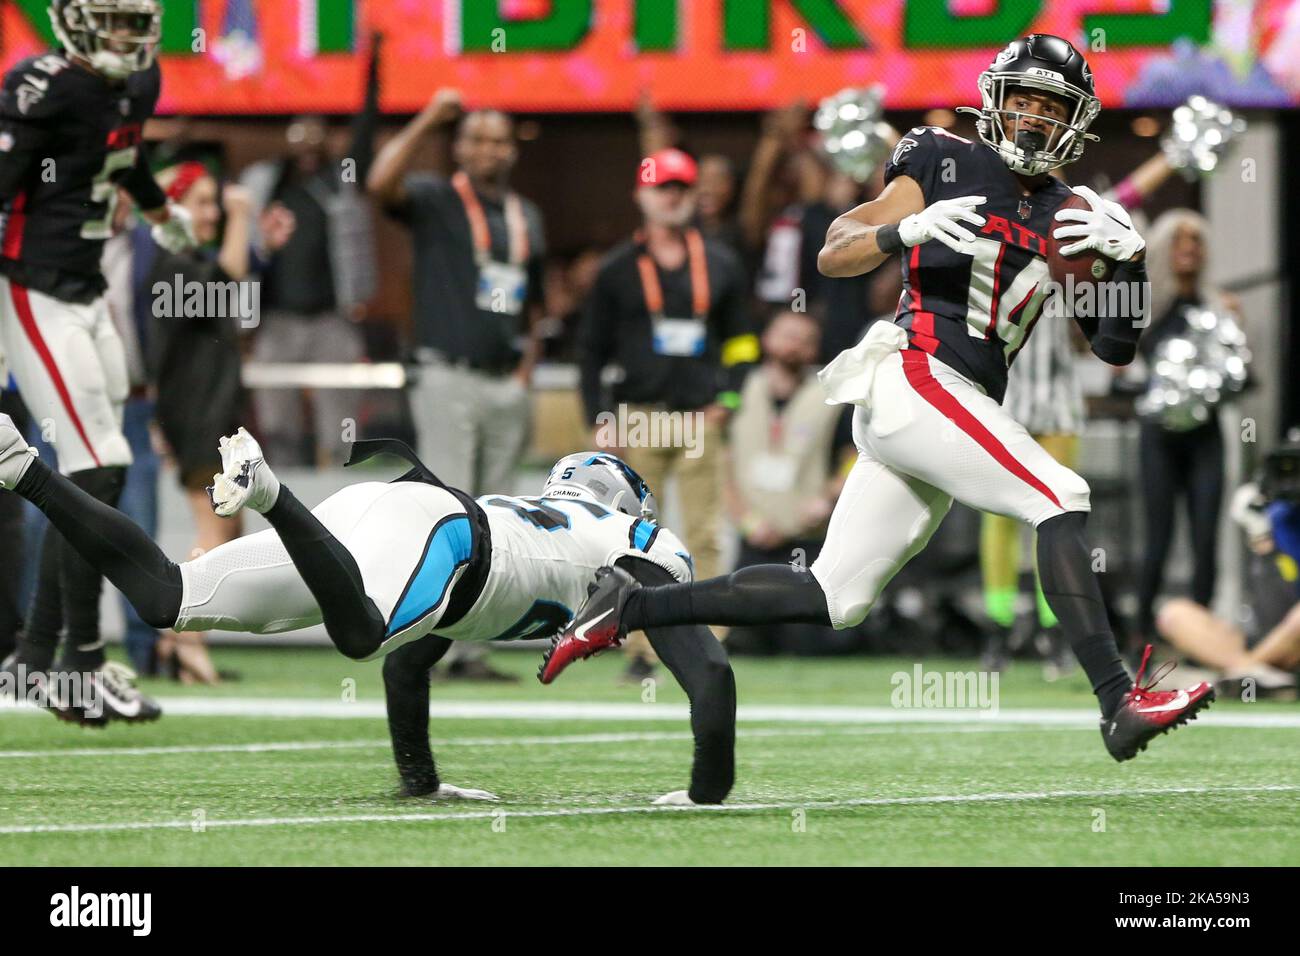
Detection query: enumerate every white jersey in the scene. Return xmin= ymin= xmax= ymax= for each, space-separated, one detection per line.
xmin=434 ymin=494 xmax=694 ymax=644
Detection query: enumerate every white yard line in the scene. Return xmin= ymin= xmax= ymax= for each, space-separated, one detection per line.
xmin=0 ymin=723 xmax=1082 ymax=760
xmin=4 ymin=696 xmax=1297 ymax=727
xmin=2 ymin=784 xmax=1296 ymax=836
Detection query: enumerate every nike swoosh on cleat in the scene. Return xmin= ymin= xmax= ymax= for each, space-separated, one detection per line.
xmin=572 ymin=609 xmax=614 ymax=644
xmin=1136 ymin=690 xmax=1190 ymax=714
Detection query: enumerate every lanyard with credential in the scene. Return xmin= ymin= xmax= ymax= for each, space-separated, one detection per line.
xmin=635 ymin=228 xmax=710 ymax=320
xmin=451 ymin=170 xmax=529 ymax=265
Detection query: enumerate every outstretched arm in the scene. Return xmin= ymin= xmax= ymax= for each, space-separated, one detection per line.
xmin=382 ymin=634 xmax=453 ymax=796
xmin=616 ymin=557 xmax=736 ymax=804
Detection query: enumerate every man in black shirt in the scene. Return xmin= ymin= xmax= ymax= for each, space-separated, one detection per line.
xmin=579 ymin=148 xmax=757 ymax=678
xmin=368 ymin=89 xmax=546 ymax=681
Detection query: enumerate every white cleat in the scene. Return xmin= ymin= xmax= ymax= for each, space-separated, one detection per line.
xmin=0 ymin=413 xmax=37 ymax=491
xmin=208 ymin=427 xmax=280 ymax=517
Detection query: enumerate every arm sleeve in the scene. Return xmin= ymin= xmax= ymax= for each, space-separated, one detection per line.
xmin=116 ymin=144 xmax=167 ymax=212
xmin=882 ymin=127 xmax=944 ymax=203
xmin=381 ymin=634 xmax=453 ymax=796
xmin=0 ymin=68 xmax=56 ymax=201
xmin=1077 ymin=258 xmax=1148 ymax=366
xmin=579 ymin=260 xmax=618 ymax=425
xmin=617 ymin=557 xmax=736 ymax=804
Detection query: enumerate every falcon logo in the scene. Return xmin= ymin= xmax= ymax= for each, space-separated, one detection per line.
xmin=15 ymin=84 xmax=44 ymax=115
xmin=892 ymin=137 xmax=918 ymax=166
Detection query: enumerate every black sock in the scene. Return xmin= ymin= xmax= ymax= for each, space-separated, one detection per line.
xmin=262 ymin=487 xmax=386 ymax=660
xmin=14 ymin=460 xmax=182 ymax=645
xmin=18 ymin=523 xmax=63 ymax=671
xmin=56 ymin=467 xmax=128 ymax=671
xmin=1036 ymin=512 xmax=1131 ymax=716
xmin=624 ymin=563 xmax=832 ymax=631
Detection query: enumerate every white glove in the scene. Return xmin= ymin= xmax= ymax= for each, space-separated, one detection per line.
xmin=431 ymin=783 xmax=500 ymax=802
xmin=897 ymin=195 xmax=987 ymax=253
xmin=1052 ymin=185 xmax=1146 ymax=262
xmin=1229 ymin=483 xmax=1272 ymax=545
xmin=652 ymin=790 xmax=696 ymax=806
xmin=151 ymin=203 xmax=197 ymax=254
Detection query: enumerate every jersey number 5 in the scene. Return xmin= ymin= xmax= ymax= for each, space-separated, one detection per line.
xmin=81 ymin=147 xmax=138 ymax=240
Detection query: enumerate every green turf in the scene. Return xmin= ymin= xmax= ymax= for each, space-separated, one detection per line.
xmin=1 ymin=648 xmax=1297 ymax=865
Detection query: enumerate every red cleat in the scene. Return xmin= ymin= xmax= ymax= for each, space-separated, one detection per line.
xmin=538 ymin=566 xmax=640 ymax=685
xmin=1101 ymin=645 xmax=1214 ymax=761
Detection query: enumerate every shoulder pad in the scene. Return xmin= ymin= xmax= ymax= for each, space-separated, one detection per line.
xmin=1 ymin=54 xmax=75 ymax=120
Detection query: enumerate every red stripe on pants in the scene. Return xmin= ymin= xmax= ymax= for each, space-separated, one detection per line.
xmin=9 ymin=283 xmax=102 ymax=468
xmin=901 ymin=349 xmax=1060 ymax=508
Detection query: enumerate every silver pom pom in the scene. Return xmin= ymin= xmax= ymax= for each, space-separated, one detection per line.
xmin=1160 ymin=96 xmax=1247 ymax=182
xmin=1137 ymin=306 xmax=1251 ymax=431
xmin=814 ymin=86 xmax=893 ymax=184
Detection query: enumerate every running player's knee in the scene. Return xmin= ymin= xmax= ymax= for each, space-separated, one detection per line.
xmin=818 ymin=558 xmax=895 ymax=629
xmin=1054 ymin=471 xmax=1091 ymax=513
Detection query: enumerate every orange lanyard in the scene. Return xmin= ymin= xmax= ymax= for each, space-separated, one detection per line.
xmin=635 ymin=228 xmax=710 ymax=319
xmin=451 ymin=170 xmax=529 ymax=265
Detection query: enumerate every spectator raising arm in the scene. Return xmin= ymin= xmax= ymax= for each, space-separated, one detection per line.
xmin=367 ymin=88 xmax=463 ymax=209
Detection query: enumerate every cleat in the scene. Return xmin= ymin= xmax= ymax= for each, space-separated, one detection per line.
xmin=86 ymin=662 xmax=162 ymax=724
xmin=0 ymin=413 xmax=38 ymax=491
xmin=207 ymin=427 xmax=280 ymax=517
xmin=1100 ymin=645 xmax=1214 ymax=762
xmin=538 ymin=566 xmax=641 ymax=685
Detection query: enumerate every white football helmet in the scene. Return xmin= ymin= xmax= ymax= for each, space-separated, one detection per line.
xmin=50 ymin=0 xmax=161 ymax=80
xmin=542 ymin=452 xmax=657 ymax=521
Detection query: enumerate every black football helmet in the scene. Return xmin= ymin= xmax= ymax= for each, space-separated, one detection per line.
xmin=49 ymin=0 xmax=161 ymax=80
xmin=957 ymin=34 xmax=1101 ymax=176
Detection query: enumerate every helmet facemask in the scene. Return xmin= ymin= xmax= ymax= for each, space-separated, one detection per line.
xmin=51 ymin=0 xmax=162 ymax=81
xmin=964 ymin=73 xmax=1100 ymax=176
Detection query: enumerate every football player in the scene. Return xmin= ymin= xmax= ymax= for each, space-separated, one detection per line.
xmin=0 ymin=419 xmax=735 ymax=804
xmin=542 ymin=35 xmax=1214 ymax=765
xmin=0 ymin=0 xmax=195 ymax=723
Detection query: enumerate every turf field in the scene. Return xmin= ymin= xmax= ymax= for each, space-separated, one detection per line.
xmin=1 ymin=647 xmax=1297 ymax=866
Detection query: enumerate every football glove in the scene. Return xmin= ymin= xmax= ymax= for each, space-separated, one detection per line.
xmin=151 ymin=203 xmax=197 ymax=255
xmin=1052 ymin=184 xmax=1146 ymax=262
xmin=652 ymin=790 xmax=696 ymax=806
xmin=897 ymin=195 xmax=987 ymax=253
xmin=431 ymin=783 xmax=500 ymax=802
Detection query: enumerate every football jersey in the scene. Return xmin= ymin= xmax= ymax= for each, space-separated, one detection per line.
xmin=0 ymin=52 xmax=161 ymax=303
xmin=883 ymin=126 xmax=1074 ymax=404
xmin=432 ymin=494 xmax=693 ymax=643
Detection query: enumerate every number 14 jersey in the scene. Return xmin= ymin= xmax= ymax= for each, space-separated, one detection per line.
xmin=883 ymin=126 xmax=1075 ymax=404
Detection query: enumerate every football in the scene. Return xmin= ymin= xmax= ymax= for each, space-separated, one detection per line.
xmin=1046 ymin=192 xmax=1114 ymax=287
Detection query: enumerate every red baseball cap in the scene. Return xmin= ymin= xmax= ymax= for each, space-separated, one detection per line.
xmin=638 ymin=148 xmax=698 ymax=187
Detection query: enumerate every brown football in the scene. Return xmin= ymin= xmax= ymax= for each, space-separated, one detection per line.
xmin=1047 ymin=192 xmax=1113 ymax=287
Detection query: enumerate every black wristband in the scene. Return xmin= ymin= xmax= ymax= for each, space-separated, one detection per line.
xmin=875 ymin=223 xmax=904 ymax=255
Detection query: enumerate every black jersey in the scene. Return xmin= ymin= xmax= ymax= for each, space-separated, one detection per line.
xmin=883 ymin=126 xmax=1074 ymax=404
xmin=0 ymin=52 xmax=162 ymax=304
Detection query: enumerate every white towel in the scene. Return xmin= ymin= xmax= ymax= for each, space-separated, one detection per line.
xmin=817 ymin=321 xmax=909 ymax=408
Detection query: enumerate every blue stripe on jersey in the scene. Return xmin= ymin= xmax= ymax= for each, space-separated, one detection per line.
xmin=629 ymin=519 xmax=658 ymax=552
xmin=386 ymin=515 xmax=474 ymax=637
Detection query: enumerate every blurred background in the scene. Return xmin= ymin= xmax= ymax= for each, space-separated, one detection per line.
xmin=2 ymin=0 xmax=1298 ymax=692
